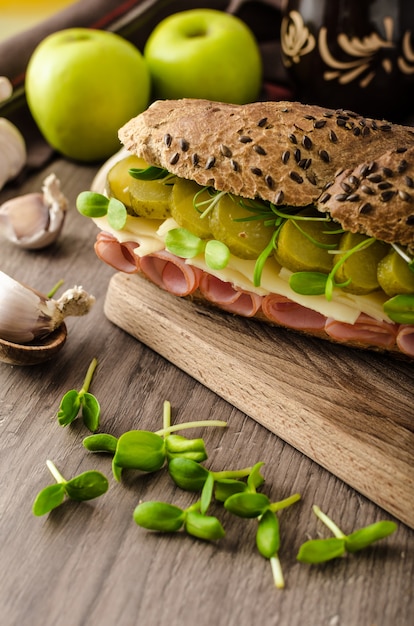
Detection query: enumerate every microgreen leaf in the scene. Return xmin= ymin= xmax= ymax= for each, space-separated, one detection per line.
xmin=345 ymin=521 xmax=398 ymax=553
xmin=168 ymin=457 xmax=210 ymax=491
xmin=224 ymin=492 xmax=270 ymax=518
xmin=200 ymin=471 xmax=215 ymax=514
xmin=296 ymin=506 xmax=398 ymax=563
xmin=128 ymin=165 xmax=170 ymax=181
xmin=185 ymin=510 xmax=225 ymax=541
xmin=76 ymin=191 xmax=109 ymax=218
xmin=297 ymin=537 xmax=346 ymax=563
xmin=214 ymin=479 xmax=248 ymax=502
xmin=383 ymin=294 xmax=414 ymax=324
xmin=133 ymin=501 xmax=185 ymax=532
xmin=112 ymin=430 xmax=166 ymax=473
xmin=165 ymin=227 xmax=205 ymax=258
xmin=247 ymin=462 xmax=265 ymax=492
xmin=81 ymin=392 xmax=101 ymax=433
xmin=107 ymin=197 xmax=127 ymax=230
xmin=289 ymin=272 xmax=328 ymax=296
xmin=56 ymin=358 xmax=100 ymax=432
xmin=64 ymin=471 xmax=109 ymax=501
xmin=32 ymin=460 xmax=108 ymax=516
xmin=204 ymin=239 xmax=230 ymax=270
xmin=83 ymin=433 xmax=118 ymax=454
xmin=133 ymin=500 xmax=225 ymax=541
xmin=32 ymin=483 xmax=66 ymax=516
xmin=256 ymin=509 xmax=280 ymax=559
xmin=164 ymin=434 xmax=207 ymax=463
xmin=57 ymin=389 xmax=81 ymax=427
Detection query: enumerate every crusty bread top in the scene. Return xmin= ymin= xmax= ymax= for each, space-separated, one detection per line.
xmin=316 ymin=146 xmax=414 ymax=246
xmin=118 ymin=98 xmax=414 ymax=244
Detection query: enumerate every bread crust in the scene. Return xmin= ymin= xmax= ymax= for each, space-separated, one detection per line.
xmin=119 ymin=98 xmax=414 ymax=216
xmin=317 ymin=147 xmax=414 ymax=246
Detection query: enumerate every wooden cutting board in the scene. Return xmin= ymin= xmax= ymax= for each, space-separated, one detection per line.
xmin=104 ymin=272 xmax=414 ymax=529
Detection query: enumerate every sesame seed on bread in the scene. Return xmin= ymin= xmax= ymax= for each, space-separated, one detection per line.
xmin=118 ymin=98 xmax=414 ymax=213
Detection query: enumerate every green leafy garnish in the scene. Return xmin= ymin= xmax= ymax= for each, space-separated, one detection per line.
xmin=76 ymin=191 xmax=127 ymax=230
xmin=83 ymin=400 xmax=226 ymax=481
xmin=32 ymin=460 xmax=108 ymax=516
xmin=133 ymin=499 xmax=225 ymax=541
xmin=165 ymin=227 xmax=205 ymax=258
xmin=204 ymin=239 xmax=231 ymax=269
xmin=168 ymin=458 xmax=265 ymax=513
xmin=128 ymin=165 xmax=170 ymax=181
xmin=224 ymin=481 xmax=301 ymax=589
xmin=193 ymin=187 xmax=227 ymax=218
xmin=297 ymin=505 xmax=397 ymax=563
xmin=57 ymin=358 xmax=100 ymax=432
xmin=383 ymin=293 xmax=414 ymax=324
xmin=165 ymin=227 xmax=231 ymax=271
xmin=289 ymin=236 xmax=376 ymax=300
xmin=76 ymin=191 xmax=109 ymax=218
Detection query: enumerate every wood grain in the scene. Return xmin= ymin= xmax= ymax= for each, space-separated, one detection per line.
xmin=105 ymin=272 xmax=414 ymax=528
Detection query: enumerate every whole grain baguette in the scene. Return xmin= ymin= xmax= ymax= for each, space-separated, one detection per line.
xmin=118 ymin=98 xmax=414 ymax=216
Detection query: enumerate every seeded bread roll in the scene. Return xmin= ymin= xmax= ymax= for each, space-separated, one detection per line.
xmin=118 ymin=98 xmax=414 ymax=211
xmin=317 ymin=147 xmax=414 ymax=247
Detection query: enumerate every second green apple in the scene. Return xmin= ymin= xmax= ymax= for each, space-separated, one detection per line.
xmin=144 ymin=9 xmax=263 ymax=104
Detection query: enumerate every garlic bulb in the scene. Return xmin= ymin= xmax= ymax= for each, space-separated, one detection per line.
xmin=0 ymin=173 xmax=68 ymax=249
xmin=0 ymin=270 xmax=95 ymax=344
xmin=0 ymin=76 xmax=26 ymax=190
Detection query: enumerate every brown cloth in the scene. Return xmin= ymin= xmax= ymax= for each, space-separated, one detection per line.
xmin=0 ymin=0 xmax=286 ymax=172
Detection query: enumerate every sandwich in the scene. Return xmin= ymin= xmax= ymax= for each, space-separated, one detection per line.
xmin=78 ymin=98 xmax=414 ymax=358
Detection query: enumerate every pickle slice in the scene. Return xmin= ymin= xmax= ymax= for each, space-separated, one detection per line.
xmin=170 ymin=179 xmax=213 ymax=239
xmin=334 ymin=232 xmax=389 ymax=295
xmin=107 ymin=155 xmax=172 ymax=220
xmin=275 ymin=209 xmax=341 ymax=273
xmin=209 ymin=194 xmax=274 ymax=259
xmin=106 ymin=154 xmax=144 ymax=207
xmin=377 ymin=249 xmax=414 ymax=296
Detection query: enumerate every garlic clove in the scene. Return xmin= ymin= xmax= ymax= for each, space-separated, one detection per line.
xmin=0 ymin=77 xmax=13 ymax=102
xmin=0 ymin=270 xmax=95 ymax=344
xmin=0 ymin=117 xmax=26 ymax=189
xmin=0 ymin=172 xmax=67 ymax=249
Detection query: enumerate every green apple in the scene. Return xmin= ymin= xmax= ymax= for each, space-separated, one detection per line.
xmin=144 ymin=9 xmax=262 ymax=104
xmin=25 ymin=28 xmax=150 ymax=162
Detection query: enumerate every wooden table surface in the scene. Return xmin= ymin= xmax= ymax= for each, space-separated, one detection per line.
xmin=0 ymin=156 xmax=413 ymax=626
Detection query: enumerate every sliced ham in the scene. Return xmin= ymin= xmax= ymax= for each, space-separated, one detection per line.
xmin=139 ymin=250 xmax=202 ymax=296
xmin=94 ymin=232 xmax=140 ymax=273
xmin=396 ymin=325 xmax=414 ymax=357
xmin=198 ymin=273 xmax=262 ymax=317
xmin=262 ymin=293 xmax=327 ymax=330
xmin=325 ymin=313 xmax=398 ymax=349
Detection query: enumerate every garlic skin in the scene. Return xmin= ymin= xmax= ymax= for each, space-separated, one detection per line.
xmin=0 ymin=173 xmax=68 ymax=249
xmin=0 ymin=271 xmax=95 ymax=344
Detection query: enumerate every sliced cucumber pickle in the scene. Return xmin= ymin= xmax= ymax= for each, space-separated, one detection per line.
xmin=170 ymin=179 xmax=213 ymax=239
xmin=209 ymin=194 xmax=274 ymax=259
xmin=106 ymin=155 xmax=145 ymax=207
xmin=107 ymin=155 xmax=172 ymax=219
xmin=377 ymin=249 xmax=414 ymax=296
xmin=334 ymin=232 xmax=389 ymax=295
xmin=275 ymin=208 xmax=341 ymax=273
